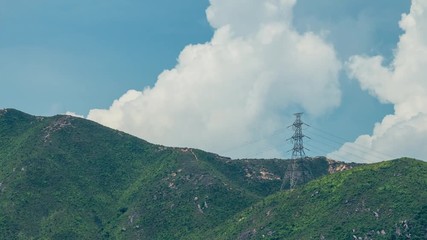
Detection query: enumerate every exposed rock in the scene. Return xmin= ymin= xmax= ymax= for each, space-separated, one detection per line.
xmin=327 ymin=159 xmax=356 ymax=173
xmin=197 ymin=204 xmax=204 ymax=214
xmin=43 ymin=116 xmax=73 ymax=143
xmin=156 ymin=146 xmax=167 ymax=152
xmin=311 ymin=190 xmax=319 ymax=197
xmin=180 ymin=148 xmax=189 ymax=153
xmin=168 ymin=182 xmax=177 ymax=189
xmin=373 ymin=210 xmax=379 ymax=219
xmin=259 ymin=169 xmax=281 ymax=181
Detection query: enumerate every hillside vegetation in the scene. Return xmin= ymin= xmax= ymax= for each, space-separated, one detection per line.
xmin=0 ymin=109 xmax=356 ymax=239
xmin=201 ymin=158 xmax=427 ymax=240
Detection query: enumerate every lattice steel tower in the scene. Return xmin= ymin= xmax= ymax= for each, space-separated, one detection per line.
xmin=288 ymin=112 xmax=309 ymax=159
xmin=281 ymin=112 xmax=310 ymax=190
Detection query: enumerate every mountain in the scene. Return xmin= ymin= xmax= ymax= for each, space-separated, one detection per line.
xmin=200 ymin=158 xmax=427 ymax=240
xmin=0 ymin=109 xmax=355 ymax=239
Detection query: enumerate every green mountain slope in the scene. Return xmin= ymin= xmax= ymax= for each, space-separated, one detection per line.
xmin=202 ymin=158 xmax=427 ymax=240
xmin=0 ymin=109 xmax=353 ymax=239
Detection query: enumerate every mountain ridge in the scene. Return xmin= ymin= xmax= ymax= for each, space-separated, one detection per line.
xmin=0 ymin=109 xmax=427 ymax=239
xmin=0 ymin=109 xmax=361 ymax=239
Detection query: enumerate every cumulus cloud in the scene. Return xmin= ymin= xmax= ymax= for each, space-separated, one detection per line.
xmin=65 ymin=111 xmax=84 ymax=118
xmin=329 ymin=0 xmax=427 ymax=163
xmin=88 ymin=0 xmax=341 ymax=158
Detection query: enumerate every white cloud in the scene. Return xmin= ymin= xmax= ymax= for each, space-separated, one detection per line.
xmin=329 ymin=0 xmax=427 ymax=163
xmin=65 ymin=111 xmax=84 ymax=118
xmin=88 ymin=0 xmax=341 ymax=158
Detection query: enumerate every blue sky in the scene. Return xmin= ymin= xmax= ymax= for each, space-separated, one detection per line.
xmin=0 ymin=0 xmax=211 ymax=114
xmin=3 ymin=0 xmax=424 ymax=162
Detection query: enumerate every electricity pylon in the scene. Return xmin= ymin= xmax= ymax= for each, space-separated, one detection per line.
xmin=288 ymin=112 xmax=309 ymax=159
xmin=281 ymin=113 xmax=311 ymax=190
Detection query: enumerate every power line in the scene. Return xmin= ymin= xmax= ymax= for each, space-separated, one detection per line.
xmin=306 ymin=126 xmax=394 ymax=160
xmin=219 ymin=127 xmax=288 ymax=156
xmin=216 ymin=116 xmax=394 ymax=163
xmin=305 ymin=132 xmax=388 ymax=162
xmin=305 ymin=142 xmax=374 ymax=163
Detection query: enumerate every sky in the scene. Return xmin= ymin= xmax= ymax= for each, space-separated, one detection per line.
xmin=2 ymin=0 xmax=425 ymax=163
